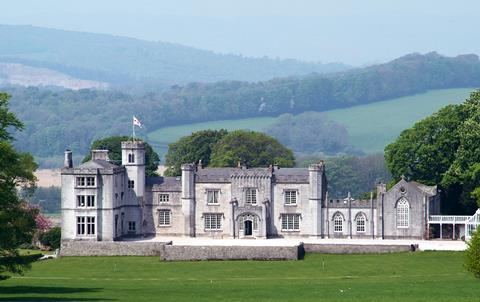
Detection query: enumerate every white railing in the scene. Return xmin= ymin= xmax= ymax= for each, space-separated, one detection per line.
xmin=466 ymin=209 xmax=480 ymax=240
xmin=428 ymin=209 xmax=480 ymax=240
xmin=428 ymin=215 xmax=471 ymax=223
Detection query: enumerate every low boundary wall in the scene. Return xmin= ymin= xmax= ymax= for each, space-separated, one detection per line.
xmin=60 ymin=240 xmax=169 ymax=256
xmin=304 ymin=243 xmax=416 ymax=254
xmin=60 ymin=241 xmax=417 ymax=259
xmin=161 ymin=245 xmax=300 ymax=261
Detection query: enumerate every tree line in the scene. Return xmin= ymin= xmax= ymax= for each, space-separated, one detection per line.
xmin=6 ymin=52 xmax=480 ymax=165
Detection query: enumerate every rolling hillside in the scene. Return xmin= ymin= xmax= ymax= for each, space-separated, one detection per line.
xmin=148 ymin=88 xmax=473 ymax=157
xmin=0 ymin=25 xmax=349 ymax=87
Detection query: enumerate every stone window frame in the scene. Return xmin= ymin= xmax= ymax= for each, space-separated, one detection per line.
xmin=128 ymin=221 xmax=136 ymax=233
xmin=355 ymin=212 xmax=367 ymax=233
xmin=128 ymin=180 xmax=135 ymax=189
xmin=203 ymin=213 xmax=223 ymax=231
xmin=280 ymin=213 xmax=301 ymax=231
xmin=76 ymin=216 xmax=96 ymax=236
xmin=283 ymin=189 xmax=298 ymax=206
xmin=76 ymin=195 xmax=96 ymax=208
xmin=206 ymin=189 xmax=221 ymax=205
xmin=333 ymin=212 xmax=344 ymax=233
xmin=244 ymin=187 xmax=258 ymax=205
xmin=128 ymin=153 xmax=135 ymax=163
xmin=396 ymin=197 xmax=410 ymax=229
xmin=75 ymin=176 xmax=96 ymax=188
xmin=158 ymin=209 xmax=171 ymax=227
xmin=158 ymin=193 xmax=170 ymax=203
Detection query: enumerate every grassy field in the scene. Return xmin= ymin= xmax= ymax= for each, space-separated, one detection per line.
xmin=147 ymin=88 xmax=473 ymax=157
xmin=324 ymin=88 xmax=473 ymax=153
xmin=1 ymin=251 xmax=479 ymax=301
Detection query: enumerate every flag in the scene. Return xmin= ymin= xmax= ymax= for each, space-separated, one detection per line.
xmin=133 ymin=116 xmax=143 ymax=128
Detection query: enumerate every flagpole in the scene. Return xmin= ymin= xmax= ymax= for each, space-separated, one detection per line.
xmin=132 ymin=116 xmax=135 ymax=141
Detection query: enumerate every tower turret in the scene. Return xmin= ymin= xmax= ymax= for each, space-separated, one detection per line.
xmin=121 ymin=140 xmax=146 ymax=199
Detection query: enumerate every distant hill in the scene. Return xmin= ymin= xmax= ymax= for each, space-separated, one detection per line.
xmin=0 ymin=25 xmax=350 ymax=88
xmin=6 ymin=52 xmax=480 ymax=167
xmin=0 ymin=63 xmax=108 ymax=90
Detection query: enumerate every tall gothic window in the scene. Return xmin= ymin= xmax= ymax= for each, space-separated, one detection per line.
xmin=333 ymin=213 xmax=344 ymax=233
xmin=396 ymin=198 xmax=410 ymax=228
xmin=356 ymin=213 xmax=366 ymax=233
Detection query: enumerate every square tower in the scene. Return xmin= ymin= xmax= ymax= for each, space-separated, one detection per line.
xmin=121 ymin=140 xmax=146 ymax=199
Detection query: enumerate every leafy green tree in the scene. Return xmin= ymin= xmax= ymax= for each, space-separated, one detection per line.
xmin=465 ymin=229 xmax=480 ymax=278
xmin=164 ymin=130 xmax=228 ymax=176
xmin=38 ymin=227 xmax=61 ymax=250
xmin=300 ymin=154 xmax=391 ymax=198
xmin=82 ymin=136 xmax=160 ymax=176
xmin=210 ymin=130 xmax=295 ymax=168
xmin=385 ymin=90 xmax=480 ymax=213
xmin=0 ymin=92 xmax=38 ymax=275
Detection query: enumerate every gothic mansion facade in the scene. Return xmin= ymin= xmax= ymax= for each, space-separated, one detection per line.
xmin=61 ymin=140 xmax=440 ymax=242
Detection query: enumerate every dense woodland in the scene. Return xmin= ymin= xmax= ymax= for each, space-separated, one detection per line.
xmin=6 ymin=52 xmax=480 ymax=166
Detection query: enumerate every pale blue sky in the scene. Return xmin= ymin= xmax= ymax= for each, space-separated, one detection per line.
xmin=2 ymin=0 xmax=478 ymax=65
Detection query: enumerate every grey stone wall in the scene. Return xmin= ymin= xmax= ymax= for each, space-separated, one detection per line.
xmin=161 ymin=245 xmax=300 ymax=261
xmin=304 ymin=243 xmax=415 ymax=254
xmin=60 ymin=240 xmax=168 ymax=256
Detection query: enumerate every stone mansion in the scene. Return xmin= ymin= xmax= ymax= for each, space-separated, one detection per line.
xmin=61 ymin=140 xmax=442 ymax=242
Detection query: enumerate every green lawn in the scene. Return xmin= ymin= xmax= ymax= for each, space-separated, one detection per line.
xmin=1 ymin=252 xmax=479 ymax=301
xmin=147 ymin=88 xmax=473 ymax=157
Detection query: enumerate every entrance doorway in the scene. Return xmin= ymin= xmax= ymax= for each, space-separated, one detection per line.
xmin=244 ymin=220 xmax=253 ymax=236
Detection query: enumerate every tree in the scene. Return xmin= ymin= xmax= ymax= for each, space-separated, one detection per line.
xmin=385 ymin=90 xmax=480 ymax=214
xmin=210 ymin=130 xmax=295 ymax=168
xmin=465 ymin=229 xmax=480 ymax=279
xmin=38 ymin=227 xmax=61 ymax=250
xmin=82 ymin=136 xmax=160 ymax=176
xmin=164 ymin=129 xmax=227 ymax=176
xmin=0 ymin=92 xmax=38 ymax=275
xmin=299 ymin=154 xmax=391 ymax=198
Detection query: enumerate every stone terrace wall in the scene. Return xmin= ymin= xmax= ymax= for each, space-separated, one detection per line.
xmin=61 ymin=241 xmax=301 ymax=259
xmin=161 ymin=245 xmax=300 ymax=261
xmin=304 ymin=243 xmax=416 ymax=254
xmin=60 ymin=240 xmax=168 ymax=256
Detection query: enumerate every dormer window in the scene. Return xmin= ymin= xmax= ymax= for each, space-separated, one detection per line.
xmin=128 ymin=153 xmax=135 ymax=163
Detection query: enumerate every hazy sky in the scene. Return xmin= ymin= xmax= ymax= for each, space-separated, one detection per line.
xmin=2 ymin=0 xmax=479 ymax=65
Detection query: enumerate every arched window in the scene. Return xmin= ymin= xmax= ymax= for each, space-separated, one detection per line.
xmin=128 ymin=153 xmax=135 ymax=163
xmin=333 ymin=213 xmax=344 ymax=233
xmin=356 ymin=213 xmax=366 ymax=233
xmin=396 ymin=198 xmax=410 ymax=228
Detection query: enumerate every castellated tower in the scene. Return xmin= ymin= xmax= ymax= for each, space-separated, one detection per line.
xmin=121 ymin=141 xmax=146 ymax=202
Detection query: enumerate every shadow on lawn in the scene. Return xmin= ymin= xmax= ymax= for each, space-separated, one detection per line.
xmin=0 ymin=286 xmax=114 ymax=301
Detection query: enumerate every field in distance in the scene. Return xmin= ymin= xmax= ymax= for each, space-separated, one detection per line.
xmin=2 ymin=251 xmax=478 ymax=301
xmin=147 ymin=88 xmax=473 ymax=157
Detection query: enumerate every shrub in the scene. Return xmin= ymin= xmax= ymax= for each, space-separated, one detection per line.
xmin=465 ymin=229 xmax=480 ymax=278
xmin=38 ymin=227 xmax=61 ymax=250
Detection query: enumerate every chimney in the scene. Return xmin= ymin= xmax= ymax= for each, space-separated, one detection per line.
xmin=64 ymin=149 xmax=73 ymax=168
xmin=91 ymin=149 xmax=110 ymax=161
